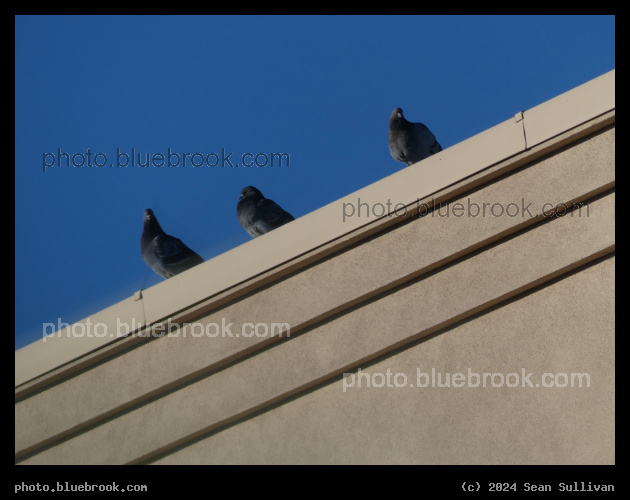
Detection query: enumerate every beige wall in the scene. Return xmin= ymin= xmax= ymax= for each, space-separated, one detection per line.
xmin=15 ymin=71 xmax=615 ymax=465
xmin=155 ymin=257 xmax=615 ymax=465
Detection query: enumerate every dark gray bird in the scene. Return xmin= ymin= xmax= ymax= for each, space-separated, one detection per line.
xmin=389 ymin=107 xmax=442 ymax=166
xmin=237 ymin=186 xmax=295 ymax=238
xmin=141 ymin=209 xmax=204 ymax=279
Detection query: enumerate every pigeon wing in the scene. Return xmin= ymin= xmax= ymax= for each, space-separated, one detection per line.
xmin=410 ymin=123 xmax=442 ymax=162
xmin=259 ymin=198 xmax=295 ymax=229
xmin=151 ymin=235 xmax=203 ymax=277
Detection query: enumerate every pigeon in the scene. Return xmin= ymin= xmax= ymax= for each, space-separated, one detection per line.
xmin=389 ymin=107 xmax=442 ymax=166
xmin=141 ymin=209 xmax=204 ymax=279
xmin=237 ymin=186 xmax=295 ymax=238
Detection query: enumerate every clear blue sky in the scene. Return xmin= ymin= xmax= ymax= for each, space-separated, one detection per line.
xmin=15 ymin=15 xmax=615 ymax=350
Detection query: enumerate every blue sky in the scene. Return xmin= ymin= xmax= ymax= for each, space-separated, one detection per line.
xmin=15 ymin=15 xmax=615 ymax=350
